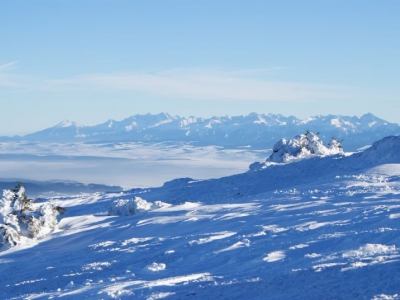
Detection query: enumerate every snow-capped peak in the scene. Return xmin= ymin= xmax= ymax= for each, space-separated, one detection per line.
xmin=56 ymin=120 xmax=83 ymax=128
xmin=106 ymin=119 xmax=115 ymax=128
xmin=11 ymin=113 xmax=399 ymax=151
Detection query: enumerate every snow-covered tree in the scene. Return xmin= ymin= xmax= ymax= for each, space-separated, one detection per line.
xmin=267 ymin=131 xmax=344 ymax=163
xmin=0 ymin=183 xmax=65 ymax=248
xmin=328 ymin=136 xmax=343 ymax=152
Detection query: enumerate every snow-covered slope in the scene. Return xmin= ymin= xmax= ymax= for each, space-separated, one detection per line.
xmin=9 ymin=113 xmax=400 ymax=151
xmin=23 ymin=120 xmax=87 ymax=140
xmin=1 ymin=136 xmax=400 ymax=299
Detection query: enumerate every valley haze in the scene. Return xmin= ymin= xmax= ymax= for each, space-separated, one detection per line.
xmin=1 ymin=132 xmax=400 ymax=299
xmin=2 ymin=112 xmax=398 ymax=151
xmin=0 ymin=112 xmax=398 ymax=192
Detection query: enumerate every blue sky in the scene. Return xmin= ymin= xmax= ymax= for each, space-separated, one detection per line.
xmin=1 ymin=1 xmax=399 ymax=135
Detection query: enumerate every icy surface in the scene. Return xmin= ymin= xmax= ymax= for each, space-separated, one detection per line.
xmin=1 ymin=136 xmax=400 ymax=299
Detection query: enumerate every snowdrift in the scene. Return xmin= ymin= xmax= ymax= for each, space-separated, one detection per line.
xmin=1 ymin=135 xmax=400 ymax=299
xmin=357 ymin=135 xmax=400 ymax=164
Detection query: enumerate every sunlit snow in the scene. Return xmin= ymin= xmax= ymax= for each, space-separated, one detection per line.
xmin=1 ymin=135 xmax=400 ymax=299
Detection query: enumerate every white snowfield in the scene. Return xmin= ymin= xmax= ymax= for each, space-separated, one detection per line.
xmin=1 ymin=136 xmax=400 ymax=299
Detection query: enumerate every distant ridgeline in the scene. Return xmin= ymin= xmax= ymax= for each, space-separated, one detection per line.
xmin=1 ymin=113 xmax=399 ymax=151
xmin=0 ymin=180 xmax=122 ymax=198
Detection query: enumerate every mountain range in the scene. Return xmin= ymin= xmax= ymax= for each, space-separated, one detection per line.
xmin=3 ymin=112 xmax=399 ymax=151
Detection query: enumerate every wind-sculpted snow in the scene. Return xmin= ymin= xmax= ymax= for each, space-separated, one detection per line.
xmin=0 ymin=136 xmax=400 ymax=299
xmin=357 ymin=136 xmax=400 ymax=164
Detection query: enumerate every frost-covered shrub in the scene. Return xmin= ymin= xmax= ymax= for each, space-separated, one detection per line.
xmin=327 ymin=137 xmax=343 ymax=152
xmin=108 ymin=197 xmax=170 ymax=216
xmin=267 ymin=131 xmax=343 ymax=163
xmin=0 ymin=183 xmax=65 ymax=248
xmin=108 ymin=199 xmax=136 ymax=216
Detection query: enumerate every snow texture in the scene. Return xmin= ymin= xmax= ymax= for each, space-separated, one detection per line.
xmin=108 ymin=197 xmax=170 ymax=216
xmin=1 ymin=135 xmax=400 ymax=299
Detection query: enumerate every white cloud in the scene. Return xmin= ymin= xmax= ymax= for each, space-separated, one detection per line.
xmin=47 ymin=68 xmax=354 ymax=103
xmin=0 ymin=65 xmax=377 ymax=105
xmin=0 ymin=61 xmax=20 ymax=87
xmin=0 ymin=61 xmax=19 ymax=72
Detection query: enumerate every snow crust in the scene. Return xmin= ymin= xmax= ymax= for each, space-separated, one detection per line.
xmin=1 ymin=135 xmax=400 ymax=299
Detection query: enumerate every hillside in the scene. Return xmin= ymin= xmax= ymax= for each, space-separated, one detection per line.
xmin=1 ymin=136 xmax=400 ymax=299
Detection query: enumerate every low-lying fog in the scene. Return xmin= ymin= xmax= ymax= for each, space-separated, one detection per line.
xmin=0 ymin=142 xmax=268 ymax=189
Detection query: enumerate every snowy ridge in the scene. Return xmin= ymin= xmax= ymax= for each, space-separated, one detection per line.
xmin=7 ymin=112 xmax=400 ymax=151
xmin=56 ymin=120 xmax=84 ymax=129
xmin=24 ymin=120 xmax=87 ymax=139
xmin=1 ymin=136 xmax=400 ymax=299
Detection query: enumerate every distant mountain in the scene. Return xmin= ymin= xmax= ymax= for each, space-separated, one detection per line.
xmin=3 ymin=112 xmax=399 ymax=151
xmin=0 ymin=179 xmax=122 ymax=198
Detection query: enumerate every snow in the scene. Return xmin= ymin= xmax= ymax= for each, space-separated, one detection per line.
xmin=259 ymin=131 xmax=343 ymax=164
xmin=56 ymin=120 xmax=83 ymax=128
xmin=263 ymin=251 xmax=286 ymax=262
xmin=7 ymin=112 xmax=399 ymax=152
xmin=108 ymin=197 xmax=149 ymax=216
xmin=1 ymin=135 xmax=400 ymax=299
xmin=342 ymin=244 xmax=397 ymax=259
xmin=370 ymin=121 xmax=378 ymax=127
xmin=331 ymin=118 xmax=342 ymax=127
xmin=146 ymin=263 xmax=166 ymax=272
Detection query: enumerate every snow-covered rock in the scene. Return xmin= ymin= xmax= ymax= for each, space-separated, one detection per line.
xmin=267 ymin=131 xmax=343 ymax=163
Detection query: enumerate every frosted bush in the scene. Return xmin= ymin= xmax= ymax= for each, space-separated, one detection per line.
xmin=0 ymin=184 xmax=65 ymax=248
xmin=267 ymin=131 xmax=343 ymax=163
xmin=133 ymin=197 xmax=153 ymax=212
xmin=108 ymin=197 xmax=170 ymax=216
xmin=108 ymin=199 xmax=136 ymax=216
xmin=37 ymin=203 xmax=61 ymax=236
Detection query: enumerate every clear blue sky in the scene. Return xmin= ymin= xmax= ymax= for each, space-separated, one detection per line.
xmin=1 ymin=0 xmax=399 ymax=135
